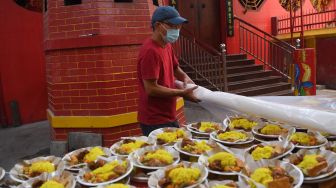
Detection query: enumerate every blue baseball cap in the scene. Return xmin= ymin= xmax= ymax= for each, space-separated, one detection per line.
xmin=151 ymin=6 xmax=188 ymax=27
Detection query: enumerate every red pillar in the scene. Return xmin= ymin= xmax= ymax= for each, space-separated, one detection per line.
xmin=44 ymin=1 xmax=186 ymax=146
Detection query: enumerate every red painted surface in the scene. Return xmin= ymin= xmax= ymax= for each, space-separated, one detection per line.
xmin=316 ymin=37 xmax=336 ymax=89
xmin=45 ymin=0 xmax=188 ymax=144
xmin=44 ymin=0 xmax=154 ymax=116
xmin=0 ymin=1 xmax=47 ymax=126
xmin=227 ymin=0 xmax=315 ymax=54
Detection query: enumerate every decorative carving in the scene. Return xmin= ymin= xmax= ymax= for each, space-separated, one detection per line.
xmin=279 ymin=0 xmax=302 ymax=11
xmin=310 ymin=0 xmax=330 ymax=12
xmin=238 ymin=0 xmax=265 ymax=13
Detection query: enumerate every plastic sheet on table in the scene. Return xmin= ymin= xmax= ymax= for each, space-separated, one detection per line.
xmin=176 ymin=81 xmax=336 ymax=135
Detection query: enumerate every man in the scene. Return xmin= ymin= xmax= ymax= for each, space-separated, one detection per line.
xmin=137 ymin=6 xmax=200 ymax=136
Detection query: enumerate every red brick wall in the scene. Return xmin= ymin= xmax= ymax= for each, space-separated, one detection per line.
xmin=46 ymin=46 xmax=140 ymax=116
xmin=44 ymin=1 xmax=187 ymax=146
xmin=44 ymin=0 xmax=153 ymax=40
xmin=44 ymin=0 xmax=153 ymax=116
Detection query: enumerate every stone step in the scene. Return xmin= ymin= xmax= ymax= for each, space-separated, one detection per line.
xmin=227 ymin=64 xmax=264 ymax=74
xmin=228 ymin=76 xmax=282 ymax=91
xmin=226 ymin=54 xmax=247 ymax=61
xmin=227 ymin=70 xmax=273 ymax=82
xmin=230 ymin=82 xmax=292 ymax=96
xmin=259 ymin=89 xmax=294 ymax=96
xmin=226 ymin=59 xmax=254 ymax=67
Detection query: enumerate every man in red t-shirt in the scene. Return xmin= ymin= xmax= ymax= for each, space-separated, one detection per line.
xmin=137 ymin=6 xmax=200 ymax=136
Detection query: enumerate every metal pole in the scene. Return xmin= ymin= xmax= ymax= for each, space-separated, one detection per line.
xmin=290 ymin=0 xmax=294 ymax=45
xmin=220 ymin=43 xmax=228 ymax=92
xmin=300 ymin=0 xmax=304 ymax=48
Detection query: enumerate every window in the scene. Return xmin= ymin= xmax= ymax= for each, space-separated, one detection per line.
xmin=44 ymin=0 xmax=47 ymax=12
xmin=64 ymin=0 xmax=82 ymax=6
xmin=153 ymin=0 xmax=159 ymax=6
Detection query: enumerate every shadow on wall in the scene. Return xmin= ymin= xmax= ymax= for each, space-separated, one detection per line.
xmin=14 ymin=0 xmax=43 ymax=12
xmin=0 ymin=0 xmax=47 ymax=127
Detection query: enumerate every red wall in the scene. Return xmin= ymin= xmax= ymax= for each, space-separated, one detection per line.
xmin=316 ymin=37 xmax=336 ymax=89
xmin=227 ymin=0 xmax=315 ymax=54
xmin=0 ymin=1 xmax=47 ymax=125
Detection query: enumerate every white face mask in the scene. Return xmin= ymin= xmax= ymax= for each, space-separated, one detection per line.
xmin=161 ymin=24 xmax=180 ymax=43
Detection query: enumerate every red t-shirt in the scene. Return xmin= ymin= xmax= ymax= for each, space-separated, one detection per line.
xmin=137 ymin=38 xmax=179 ymax=125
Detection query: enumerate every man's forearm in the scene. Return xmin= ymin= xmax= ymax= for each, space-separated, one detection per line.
xmin=174 ymin=66 xmax=188 ymax=81
xmin=145 ymin=84 xmax=183 ymax=97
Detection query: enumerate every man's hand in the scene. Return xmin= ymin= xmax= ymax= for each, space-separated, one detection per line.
xmin=181 ymin=86 xmax=201 ymax=103
xmin=183 ymin=76 xmax=195 ymax=88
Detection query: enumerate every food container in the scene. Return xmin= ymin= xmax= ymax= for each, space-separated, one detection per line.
xmin=283 ymin=149 xmax=336 ymax=182
xmin=280 ymin=131 xmax=328 ymax=149
xmin=148 ymin=127 xmax=192 ymax=146
xmin=0 ymin=167 xmax=5 ymax=182
xmin=174 ymin=138 xmax=223 ymax=158
xmin=198 ymin=148 xmax=244 ymax=176
xmin=110 ymin=136 xmax=154 ymax=157
xmin=16 ymin=170 xmax=75 ymax=188
xmin=128 ymin=145 xmax=180 ymax=170
xmin=210 ymin=130 xmax=254 ymax=146
xmin=95 ymin=181 xmax=136 ymax=188
xmin=62 ymin=146 xmax=111 ymax=171
xmin=321 ymin=141 xmax=336 ymax=153
xmin=148 ymin=161 xmax=208 ymax=188
xmin=206 ymin=179 xmax=245 ymax=188
xmin=76 ymin=156 xmax=133 ymax=187
xmin=252 ymin=123 xmax=295 ymax=140
xmin=240 ymin=156 xmax=304 ymax=188
xmin=223 ymin=114 xmax=261 ymax=132
xmin=9 ymin=156 xmax=65 ymax=183
xmin=246 ymin=140 xmax=295 ymax=161
xmin=186 ymin=122 xmax=226 ymax=137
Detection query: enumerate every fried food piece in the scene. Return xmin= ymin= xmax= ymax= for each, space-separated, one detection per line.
xmin=23 ymin=161 xmax=55 ymax=178
xmin=140 ymin=149 xmax=174 ymax=167
xmin=181 ymin=138 xmax=213 ymax=155
xmin=229 ymin=118 xmax=257 ymax=131
xmin=156 ymin=129 xmax=186 ymax=145
xmin=290 ymin=132 xmax=318 ymax=146
xmin=250 ymin=167 xmax=293 ymax=188
xmin=116 ymin=139 xmax=149 ymax=155
xmin=158 ymin=164 xmax=201 ymax=188
xmin=83 ymin=160 xmax=128 ymax=183
xmin=208 ymin=152 xmax=244 ymax=172
xmin=294 ymin=154 xmax=328 ymax=177
xmin=192 ymin=122 xmax=221 ymax=133
xmin=217 ymin=130 xmax=248 ymax=142
xmin=260 ymin=124 xmax=287 ymax=135
xmin=250 ymin=145 xmax=284 ymax=161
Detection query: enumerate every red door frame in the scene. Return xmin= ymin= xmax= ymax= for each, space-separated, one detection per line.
xmin=219 ymin=0 xmax=227 ymax=46
xmin=0 ymin=73 xmax=7 ymax=127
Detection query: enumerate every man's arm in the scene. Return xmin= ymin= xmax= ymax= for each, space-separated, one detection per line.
xmin=174 ymin=66 xmax=195 ymax=87
xmin=143 ymin=79 xmax=200 ymax=102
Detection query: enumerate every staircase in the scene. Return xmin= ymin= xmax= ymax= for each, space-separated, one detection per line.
xmin=180 ymin=53 xmax=293 ymax=96
xmin=174 ymin=16 xmax=296 ymax=96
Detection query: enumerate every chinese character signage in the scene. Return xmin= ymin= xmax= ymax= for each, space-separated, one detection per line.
xmin=226 ymin=0 xmax=234 ymax=36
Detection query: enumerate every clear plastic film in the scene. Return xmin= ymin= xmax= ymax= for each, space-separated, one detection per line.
xmin=176 ymin=81 xmax=336 ymax=135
